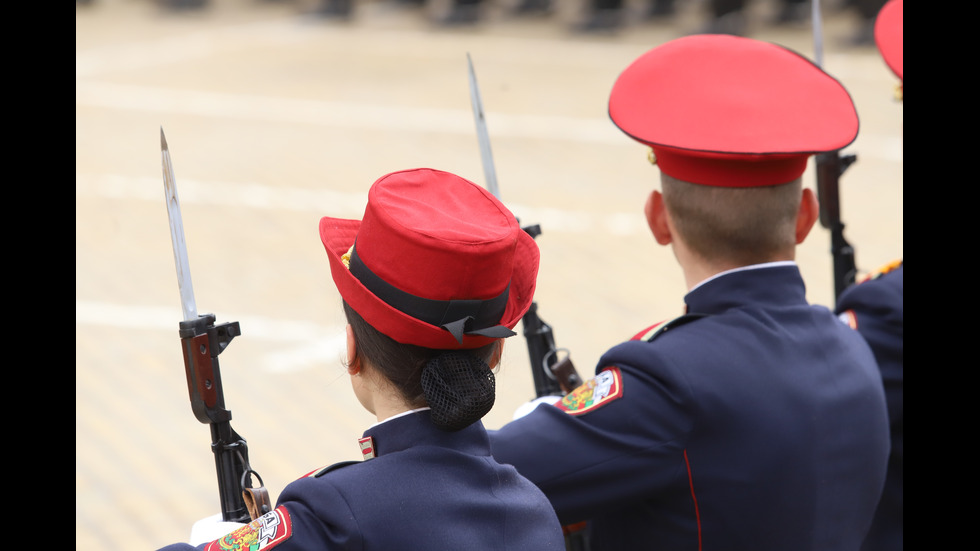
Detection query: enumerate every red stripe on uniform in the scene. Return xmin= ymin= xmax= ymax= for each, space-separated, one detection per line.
xmin=684 ymin=449 xmax=702 ymax=551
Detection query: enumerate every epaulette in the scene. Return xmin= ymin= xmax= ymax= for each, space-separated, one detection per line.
xmin=631 ymin=321 xmax=666 ymax=341
xmin=558 ymin=314 xmax=708 ymax=418
xmin=857 ymin=259 xmax=903 ymax=284
xmin=306 ymin=460 xmax=361 ymax=479
xmin=632 ymin=313 xmax=709 ymax=342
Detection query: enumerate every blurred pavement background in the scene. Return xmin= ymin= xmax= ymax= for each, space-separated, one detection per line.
xmin=76 ymin=1 xmax=903 ymax=549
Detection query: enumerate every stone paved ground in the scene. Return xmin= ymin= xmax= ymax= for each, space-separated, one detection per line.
xmin=76 ymin=1 xmax=902 ymax=548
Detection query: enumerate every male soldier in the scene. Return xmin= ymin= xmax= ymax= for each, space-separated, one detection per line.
xmin=836 ymin=1 xmax=903 ymax=549
xmin=489 ymin=34 xmax=890 ymax=549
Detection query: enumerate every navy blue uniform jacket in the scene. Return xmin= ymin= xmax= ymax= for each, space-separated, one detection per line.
xmin=160 ymin=410 xmax=564 ymax=551
xmin=837 ymin=262 xmax=903 ymax=551
xmin=489 ymin=264 xmax=890 ymax=550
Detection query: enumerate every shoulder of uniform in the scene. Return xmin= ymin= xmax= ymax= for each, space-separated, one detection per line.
xmin=303 ymin=460 xmax=362 ymax=479
xmin=568 ymin=315 xmax=710 ymax=417
xmin=858 ymin=258 xmax=903 ymax=283
xmin=630 ymin=321 xmax=667 ymax=341
xmin=631 ymin=313 xmax=710 ymax=342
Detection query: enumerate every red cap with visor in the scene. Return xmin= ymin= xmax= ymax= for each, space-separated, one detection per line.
xmin=608 ymin=34 xmax=859 ymax=187
xmin=875 ymin=0 xmax=903 ymax=82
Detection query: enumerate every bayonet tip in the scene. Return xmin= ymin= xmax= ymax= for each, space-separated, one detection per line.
xmin=160 ymin=127 xmax=168 ymax=151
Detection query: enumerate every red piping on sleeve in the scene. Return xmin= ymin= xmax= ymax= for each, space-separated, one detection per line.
xmin=684 ymin=449 xmax=702 ymax=551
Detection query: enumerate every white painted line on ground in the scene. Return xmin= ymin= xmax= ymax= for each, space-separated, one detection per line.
xmin=74 ymin=79 xmax=902 ymax=160
xmin=75 ymin=299 xmax=346 ymax=373
xmin=75 ymin=173 xmax=650 ymax=235
xmin=75 ymin=81 xmax=623 ymax=144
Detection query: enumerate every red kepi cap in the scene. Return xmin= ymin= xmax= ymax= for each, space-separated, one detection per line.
xmin=319 ymin=168 xmax=540 ymax=350
xmin=608 ymin=34 xmax=859 ymax=188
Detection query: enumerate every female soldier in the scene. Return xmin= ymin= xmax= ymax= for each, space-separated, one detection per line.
xmin=159 ymin=167 xmax=563 ymax=550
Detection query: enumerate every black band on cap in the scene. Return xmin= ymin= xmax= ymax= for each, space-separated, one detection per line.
xmin=349 ymin=243 xmax=516 ymax=344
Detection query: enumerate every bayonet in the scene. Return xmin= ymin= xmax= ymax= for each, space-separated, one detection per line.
xmin=811 ymin=0 xmax=824 ymax=68
xmin=465 ymin=55 xmax=582 ymax=399
xmin=160 ymin=128 xmax=268 ymax=523
xmin=810 ymin=1 xmax=858 ymax=304
xmin=467 ymin=53 xmax=501 ymax=201
xmin=162 ymin=128 xmax=198 ymax=322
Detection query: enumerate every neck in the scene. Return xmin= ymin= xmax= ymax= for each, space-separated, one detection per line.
xmin=354 ymin=364 xmax=418 ymax=424
xmin=673 ymin=242 xmax=732 ymax=291
xmin=372 ymin=400 xmax=415 ymax=425
xmin=370 ymin=406 xmax=431 ymax=428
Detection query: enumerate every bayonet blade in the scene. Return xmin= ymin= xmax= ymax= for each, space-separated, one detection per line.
xmin=812 ymin=0 xmax=825 ymax=68
xmin=466 ymin=53 xmax=501 ymax=200
xmin=161 ymin=127 xmax=198 ymax=322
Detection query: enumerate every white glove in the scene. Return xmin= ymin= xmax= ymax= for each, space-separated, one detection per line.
xmin=189 ymin=513 xmax=246 ymax=545
xmin=512 ymin=395 xmax=562 ymax=420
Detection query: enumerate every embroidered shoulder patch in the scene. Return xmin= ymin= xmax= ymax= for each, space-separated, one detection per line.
xmin=858 ymin=258 xmax=903 ymax=283
xmin=555 ymin=367 xmax=624 ymax=416
xmin=205 ymin=506 xmax=292 ymax=551
xmin=837 ymin=310 xmax=858 ymax=330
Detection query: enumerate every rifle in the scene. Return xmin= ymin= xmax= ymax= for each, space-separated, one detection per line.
xmin=161 ymin=128 xmax=270 ymax=524
xmin=815 ymin=151 xmax=857 ymax=303
xmin=466 ymin=51 xmax=590 ymax=551
xmin=465 ymin=54 xmax=584 ymax=399
xmin=812 ymin=0 xmax=858 ymax=306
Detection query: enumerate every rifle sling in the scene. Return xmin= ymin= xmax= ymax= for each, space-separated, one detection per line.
xmin=243 ymin=486 xmax=272 ymax=521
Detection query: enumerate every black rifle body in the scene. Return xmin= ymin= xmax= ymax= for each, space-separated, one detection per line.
xmin=815 ymin=151 xmax=858 ymax=305
xmin=465 ymin=55 xmax=586 ymax=548
xmin=516 ymin=225 xmax=589 ymax=550
xmin=517 ymin=224 xmax=584 ymax=398
xmin=179 ymin=313 xmax=256 ymax=523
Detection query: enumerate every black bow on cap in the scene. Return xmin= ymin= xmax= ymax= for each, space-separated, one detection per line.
xmin=349 ymin=245 xmax=516 ymax=345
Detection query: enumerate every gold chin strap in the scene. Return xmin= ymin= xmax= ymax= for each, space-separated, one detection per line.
xmin=647 ymin=148 xmax=658 ymax=166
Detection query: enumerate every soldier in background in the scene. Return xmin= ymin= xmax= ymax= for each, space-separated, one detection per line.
xmin=835 ymin=1 xmax=903 ymax=549
xmin=488 ymin=34 xmax=890 ymax=549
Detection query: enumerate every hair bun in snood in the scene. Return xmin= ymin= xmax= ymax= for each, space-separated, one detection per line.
xmin=319 ymin=168 xmax=540 ymax=350
xmin=421 ymin=352 xmax=496 ymax=431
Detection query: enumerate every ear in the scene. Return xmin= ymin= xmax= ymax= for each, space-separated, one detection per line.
xmin=795 ymin=188 xmax=820 ymax=244
xmin=645 ymin=190 xmax=672 ymax=246
xmin=488 ymin=341 xmax=503 ymax=370
xmin=345 ymin=324 xmax=360 ymax=375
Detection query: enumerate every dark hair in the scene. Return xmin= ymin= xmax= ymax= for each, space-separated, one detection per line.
xmin=343 ymin=301 xmax=498 ymax=431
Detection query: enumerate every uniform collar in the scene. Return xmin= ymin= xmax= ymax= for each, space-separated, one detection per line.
xmin=361 ymin=409 xmax=491 ymax=458
xmin=688 ymin=261 xmax=797 ymax=293
xmin=685 ymin=262 xmax=807 ymax=315
xmin=367 ymin=407 xmax=431 ymax=430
